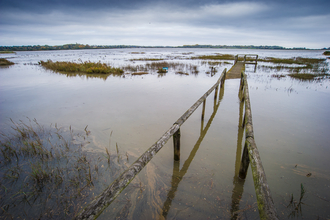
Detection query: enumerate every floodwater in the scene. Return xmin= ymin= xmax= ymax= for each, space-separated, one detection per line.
xmin=0 ymin=48 xmax=330 ymax=219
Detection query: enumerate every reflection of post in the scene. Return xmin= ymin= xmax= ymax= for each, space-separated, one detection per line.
xmin=235 ymin=98 xmax=245 ymax=176
xmin=162 ymin=159 xmax=180 ymax=217
xmin=230 ymin=87 xmax=247 ymax=219
xmin=239 ymin=143 xmax=250 ymax=179
xmin=162 ymin=80 xmax=225 ymax=218
xmin=173 ymin=129 xmax=181 ymax=161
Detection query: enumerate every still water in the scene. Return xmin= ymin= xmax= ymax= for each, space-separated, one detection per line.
xmin=1 ymin=48 xmax=330 ymax=219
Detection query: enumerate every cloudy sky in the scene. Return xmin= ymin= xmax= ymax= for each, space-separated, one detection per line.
xmin=0 ymin=0 xmax=329 ymax=48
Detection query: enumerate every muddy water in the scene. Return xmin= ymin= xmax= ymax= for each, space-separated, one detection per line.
xmin=0 ymin=48 xmax=329 ymax=219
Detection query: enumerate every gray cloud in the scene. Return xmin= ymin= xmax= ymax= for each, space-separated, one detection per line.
xmin=0 ymin=0 xmax=329 ymax=48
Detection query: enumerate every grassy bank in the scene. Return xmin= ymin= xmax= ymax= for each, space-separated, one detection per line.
xmin=0 ymin=58 xmax=14 ymax=65
xmin=39 ymin=60 xmax=124 ymax=75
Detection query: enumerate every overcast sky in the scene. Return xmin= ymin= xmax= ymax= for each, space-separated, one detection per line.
xmin=0 ymin=0 xmax=329 ymax=48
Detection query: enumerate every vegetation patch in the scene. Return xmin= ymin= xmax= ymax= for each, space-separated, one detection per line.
xmin=0 ymin=58 xmax=14 ymax=65
xmin=191 ymin=54 xmax=235 ymax=60
xmin=259 ymin=57 xmax=325 ymax=65
xmin=130 ymin=58 xmax=164 ymax=61
xmin=0 ymin=118 xmax=132 ymax=219
xmin=39 ymin=60 xmax=124 ymax=75
xmin=132 ymin=72 xmax=149 ymax=75
xmin=0 ymin=51 xmax=15 ymax=54
xmin=288 ymin=73 xmax=329 ymax=81
xmin=323 ymin=51 xmax=330 ymax=55
xmin=271 ymin=74 xmax=286 ymax=79
xmin=175 ymin=71 xmax=189 ymax=75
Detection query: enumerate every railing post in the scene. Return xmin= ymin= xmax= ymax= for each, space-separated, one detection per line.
xmin=244 ymin=55 xmax=246 ymax=63
xmin=173 ymin=128 xmax=181 ymax=161
xmin=201 ymin=99 xmax=206 ymax=121
xmin=214 ymin=85 xmax=219 ymax=101
xmin=234 ymin=55 xmax=238 ymax=64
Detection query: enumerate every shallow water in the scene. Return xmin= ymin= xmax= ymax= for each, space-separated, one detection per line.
xmin=1 ymin=48 xmax=330 ymax=219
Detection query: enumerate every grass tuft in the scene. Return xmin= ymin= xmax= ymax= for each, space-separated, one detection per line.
xmin=0 ymin=58 xmax=14 ymax=65
xmin=39 ymin=60 xmax=124 ymax=75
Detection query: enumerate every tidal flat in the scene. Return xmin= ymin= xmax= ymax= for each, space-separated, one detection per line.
xmin=0 ymin=48 xmax=329 ymax=219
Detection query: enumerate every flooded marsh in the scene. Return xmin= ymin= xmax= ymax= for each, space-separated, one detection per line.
xmin=0 ymin=48 xmax=330 ymax=219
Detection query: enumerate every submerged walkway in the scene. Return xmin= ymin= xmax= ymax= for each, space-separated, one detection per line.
xmin=226 ymin=61 xmax=245 ymax=79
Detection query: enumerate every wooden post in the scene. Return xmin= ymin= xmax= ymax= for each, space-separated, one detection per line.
xmin=214 ymin=85 xmax=219 ymax=102
xmin=173 ymin=129 xmax=181 ymax=161
xmin=234 ymin=55 xmax=238 ymax=64
xmin=244 ymin=55 xmax=246 ymax=63
xmin=201 ymin=99 xmax=206 ymax=121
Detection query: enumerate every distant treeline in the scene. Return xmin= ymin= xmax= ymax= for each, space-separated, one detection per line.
xmin=0 ymin=43 xmax=329 ymax=51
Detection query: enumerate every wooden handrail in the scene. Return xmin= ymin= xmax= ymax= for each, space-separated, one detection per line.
xmin=239 ymin=71 xmax=278 ymax=220
xmin=74 ymin=69 xmax=227 ymax=220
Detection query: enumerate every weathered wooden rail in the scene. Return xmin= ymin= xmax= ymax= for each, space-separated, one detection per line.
xmin=235 ymin=54 xmax=258 ymax=65
xmin=238 ymin=71 xmax=279 ymax=220
xmin=74 ymin=69 xmax=227 ymax=220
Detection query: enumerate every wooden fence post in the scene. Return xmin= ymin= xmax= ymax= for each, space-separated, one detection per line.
xmin=173 ymin=129 xmax=181 ymax=161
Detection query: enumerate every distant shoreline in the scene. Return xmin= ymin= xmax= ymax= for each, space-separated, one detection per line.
xmin=1 ymin=44 xmax=329 ymax=52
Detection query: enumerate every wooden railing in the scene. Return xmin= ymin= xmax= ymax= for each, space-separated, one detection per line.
xmin=235 ymin=54 xmax=258 ymax=65
xmin=238 ymin=71 xmax=279 ymax=220
xmin=74 ymin=69 xmax=227 ymax=220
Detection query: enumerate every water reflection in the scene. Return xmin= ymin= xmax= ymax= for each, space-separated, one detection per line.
xmin=230 ymin=85 xmax=246 ymax=220
xmin=162 ymin=80 xmax=225 ymax=218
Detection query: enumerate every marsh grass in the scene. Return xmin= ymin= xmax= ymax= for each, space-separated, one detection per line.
xmin=288 ymin=73 xmax=329 ymax=81
xmin=39 ymin=60 xmax=124 ymax=75
xmin=323 ymin=51 xmax=330 ymax=55
xmin=287 ymin=184 xmax=306 ymax=218
xmin=132 ymin=72 xmax=149 ymax=75
xmin=259 ymin=57 xmax=325 ymax=65
xmin=191 ymin=54 xmax=235 ymax=60
xmin=129 ymin=58 xmax=164 ymax=61
xmin=122 ymin=61 xmax=199 ymax=75
xmin=0 ymin=51 xmax=15 ymax=54
xmin=0 ymin=118 xmax=130 ymax=219
xmin=271 ymin=74 xmax=286 ymax=79
xmin=0 ymin=58 xmax=14 ymax=65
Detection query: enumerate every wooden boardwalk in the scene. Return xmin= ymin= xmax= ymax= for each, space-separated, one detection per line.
xmin=226 ymin=61 xmax=245 ymax=79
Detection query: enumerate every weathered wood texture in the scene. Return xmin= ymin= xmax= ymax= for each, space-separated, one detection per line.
xmin=240 ymin=72 xmax=279 ymax=220
xmin=226 ymin=62 xmax=245 ymax=79
xmin=74 ymin=69 xmax=227 ymax=220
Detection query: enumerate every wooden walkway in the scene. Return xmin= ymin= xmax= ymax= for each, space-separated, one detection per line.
xmin=226 ymin=61 xmax=245 ymax=79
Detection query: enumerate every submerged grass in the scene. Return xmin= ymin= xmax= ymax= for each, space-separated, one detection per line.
xmin=0 ymin=58 xmax=14 ymax=65
xmin=288 ymin=73 xmax=329 ymax=81
xmin=259 ymin=57 xmax=326 ymax=65
xmin=39 ymin=60 xmax=124 ymax=75
xmin=0 ymin=118 xmax=131 ymax=219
